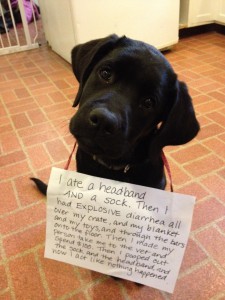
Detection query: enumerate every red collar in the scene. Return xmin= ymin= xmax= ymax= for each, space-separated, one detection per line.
xmin=161 ymin=150 xmax=174 ymax=192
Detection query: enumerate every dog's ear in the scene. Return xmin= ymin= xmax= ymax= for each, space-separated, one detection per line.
xmin=71 ymin=34 xmax=120 ymax=107
xmin=156 ymin=80 xmax=200 ymax=148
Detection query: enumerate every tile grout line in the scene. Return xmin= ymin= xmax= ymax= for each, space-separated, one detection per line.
xmin=168 ymin=154 xmax=225 ymax=196
xmin=0 ymin=87 xmax=39 ymax=182
xmin=23 ymin=54 xmax=78 ymax=156
xmin=5 ymin=48 xmax=74 ymax=175
xmin=34 ymin=249 xmax=52 ymax=300
xmin=191 ymin=233 xmax=225 ymax=278
xmin=2 ymin=219 xmax=46 ymax=240
xmin=190 ymin=215 xmax=225 ymax=237
xmin=178 ymin=257 xmax=211 ymax=280
xmin=0 ymin=235 xmax=16 ymax=300
xmin=0 ymin=199 xmax=45 ymax=220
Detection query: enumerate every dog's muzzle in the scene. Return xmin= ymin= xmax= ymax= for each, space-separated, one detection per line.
xmin=89 ymin=107 xmax=119 ymax=136
xmin=69 ymin=105 xmax=127 ymax=159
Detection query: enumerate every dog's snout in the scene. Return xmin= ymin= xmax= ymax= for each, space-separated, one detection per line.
xmin=89 ymin=108 xmax=118 ymax=135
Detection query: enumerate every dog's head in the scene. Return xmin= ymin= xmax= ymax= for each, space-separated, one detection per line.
xmin=69 ymin=35 xmax=199 ymax=163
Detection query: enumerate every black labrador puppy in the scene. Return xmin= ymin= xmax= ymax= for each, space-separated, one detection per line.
xmin=32 ymin=34 xmax=199 ymax=194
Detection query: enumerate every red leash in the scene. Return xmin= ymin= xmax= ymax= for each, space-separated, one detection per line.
xmin=65 ymin=142 xmax=174 ymax=192
xmin=161 ymin=150 xmax=174 ymax=192
xmin=64 ymin=142 xmax=77 ymax=170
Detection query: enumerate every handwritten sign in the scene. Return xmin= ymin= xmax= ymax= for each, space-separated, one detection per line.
xmin=45 ymin=167 xmax=195 ymax=293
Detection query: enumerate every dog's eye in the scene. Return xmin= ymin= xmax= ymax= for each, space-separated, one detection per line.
xmin=142 ymin=98 xmax=155 ymax=109
xmin=99 ymin=67 xmax=112 ymax=82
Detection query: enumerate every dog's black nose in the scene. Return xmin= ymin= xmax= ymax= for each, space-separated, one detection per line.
xmin=89 ymin=108 xmax=118 ymax=135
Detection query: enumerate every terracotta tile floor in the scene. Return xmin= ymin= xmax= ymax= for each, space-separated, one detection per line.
xmin=0 ymin=31 xmax=225 ymax=300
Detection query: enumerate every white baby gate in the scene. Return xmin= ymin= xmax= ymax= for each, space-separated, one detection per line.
xmin=0 ymin=0 xmax=39 ymax=55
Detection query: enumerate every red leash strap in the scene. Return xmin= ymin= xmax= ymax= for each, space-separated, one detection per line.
xmin=161 ymin=150 xmax=174 ymax=192
xmin=64 ymin=141 xmax=77 ymax=170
